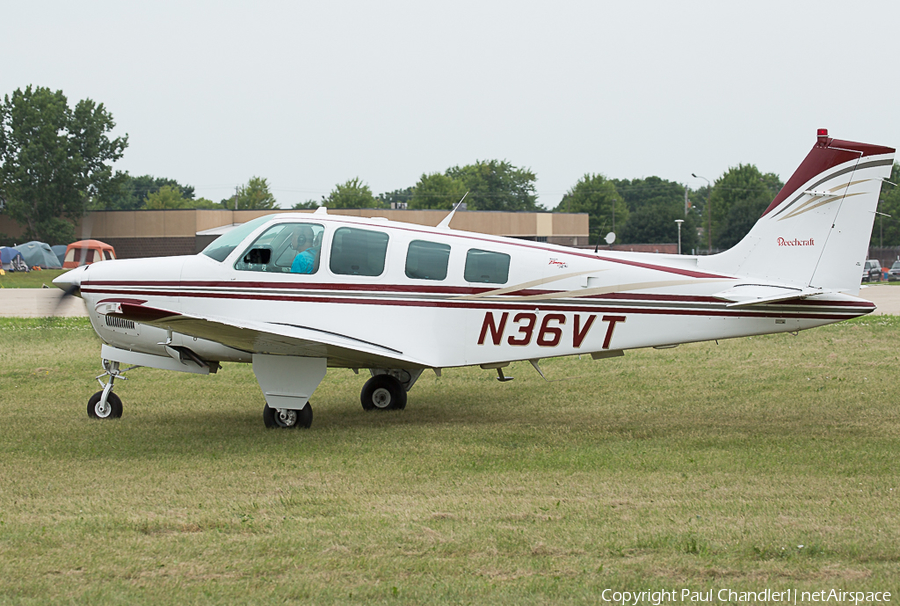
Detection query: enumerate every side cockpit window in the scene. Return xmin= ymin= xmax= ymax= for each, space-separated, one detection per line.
xmin=330 ymin=227 xmax=389 ymax=276
xmin=235 ymin=223 xmax=324 ymax=274
xmin=464 ymin=249 xmax=510 ymax=284
xmin=405 ymin=240 xmax=450 ymax=281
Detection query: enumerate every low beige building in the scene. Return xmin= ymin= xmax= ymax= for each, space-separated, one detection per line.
xmin=1 ymin=209 xmax=589 ymax=259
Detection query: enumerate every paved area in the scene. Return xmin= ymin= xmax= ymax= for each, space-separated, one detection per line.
xmin=2 ymin=285 xmax=900 ymax=318
xmin=858 ymin=283 xmax=900 ymax=315
xmin=0 ymin=288 xmax=89 ymax=317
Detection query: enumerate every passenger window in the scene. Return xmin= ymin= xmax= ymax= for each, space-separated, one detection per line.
xmin=234 ymin=223 xmax=324 ymax=274
xmin=330 ymin=227 xmax=389 ymax=276
xmin=405 ymin=240 xmax=450 ymax=281
xmin=464 ymin=249 xmax=510 ymax=284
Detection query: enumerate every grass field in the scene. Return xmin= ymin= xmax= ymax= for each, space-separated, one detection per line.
xmin=1 ymin=316 xmax=899 ymax=604
xmin=0 ymin=269 xmax=67 ymax=289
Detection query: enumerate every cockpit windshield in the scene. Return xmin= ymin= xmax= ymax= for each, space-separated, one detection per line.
xmin=201 ymin=215 xmax=273 ymax=262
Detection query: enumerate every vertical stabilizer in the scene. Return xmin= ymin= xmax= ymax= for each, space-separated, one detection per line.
xmin=698 ymin=131 xmax=894 ymax=295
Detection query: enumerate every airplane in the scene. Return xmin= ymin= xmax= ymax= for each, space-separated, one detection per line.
xmin=54 ymin=129 xmax=894 ymax=429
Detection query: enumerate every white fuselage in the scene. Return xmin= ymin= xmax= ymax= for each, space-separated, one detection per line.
xmin=74 ymin=213 xmax=873 ymax=371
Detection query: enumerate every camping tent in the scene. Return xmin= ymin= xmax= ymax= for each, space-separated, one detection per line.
xmin=14 ymin=241 xmax=63 ymax=269
xmin=63 ymin=239 xmax=116 ymax=268
xmin=51 ymin=245 xmax=67 ymax=266
xmin=0 ymin=246 xmax=29 ymax=272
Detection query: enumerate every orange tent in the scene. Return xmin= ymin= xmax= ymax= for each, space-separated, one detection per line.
xmin=63 ymin=240 xmax=117 ymax=268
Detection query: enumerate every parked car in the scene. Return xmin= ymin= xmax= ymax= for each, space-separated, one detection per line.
xmin=888 ymin=260 xmax=900 ymax=281
xmin=863 ymin=259 xmax=883 ymax=282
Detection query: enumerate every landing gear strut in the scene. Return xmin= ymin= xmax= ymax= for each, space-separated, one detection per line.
xmin=87 ymin=359 xmax=136 ymax=419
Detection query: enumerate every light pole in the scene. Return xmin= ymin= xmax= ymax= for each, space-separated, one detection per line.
xmin=675 ymin=219 xmax=684 ymax=255
xmin=692 ymin=173 xmax=711 ymax=253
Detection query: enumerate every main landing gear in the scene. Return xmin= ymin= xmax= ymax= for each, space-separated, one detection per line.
xmin=263 ymin=402 xmax=313 ymax=429
xmin=361 ymin=374 xmax=407 ymax=410
xmin=359 ymin=369 xmax=422 ymax=411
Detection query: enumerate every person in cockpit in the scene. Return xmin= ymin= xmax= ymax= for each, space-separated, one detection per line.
xmin=290 ymin=225 xmax=319 ymax=273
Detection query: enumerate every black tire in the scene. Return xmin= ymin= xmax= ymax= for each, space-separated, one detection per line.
xmin=360 ymin=375 xmax=407 ymax=411
xmin=263 ymin=402 xmax=312 ymax=429
xmin=87 ymin=391 xmax=123 ymax=419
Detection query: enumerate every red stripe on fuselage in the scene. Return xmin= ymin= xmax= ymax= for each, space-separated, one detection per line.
xmin=80 ymin=283 xmax=874 ymax=321
xmin=81 ymin=280 xmax=871 ymax=308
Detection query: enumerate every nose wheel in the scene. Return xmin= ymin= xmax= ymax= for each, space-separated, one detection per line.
xmin=88 ymin=390 xmax=123 ymax=419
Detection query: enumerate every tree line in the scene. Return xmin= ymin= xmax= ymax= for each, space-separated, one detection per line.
xmin=3 ymin=86 xmax=896 ymax=251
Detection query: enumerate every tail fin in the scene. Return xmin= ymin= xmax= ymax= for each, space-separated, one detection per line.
xmin=699 ymin=130 xmax=894 ymax=295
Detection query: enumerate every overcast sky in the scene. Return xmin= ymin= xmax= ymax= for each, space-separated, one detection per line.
xmin=3 ymin=0 xmax=899 ymax=209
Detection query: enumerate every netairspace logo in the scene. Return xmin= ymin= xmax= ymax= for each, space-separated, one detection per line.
xmin=599 ymin=588 xmax=891 ymax=605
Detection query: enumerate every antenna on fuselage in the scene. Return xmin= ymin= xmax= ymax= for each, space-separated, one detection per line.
xmin=594 ymin=231 xmax=616 ymax=253
xmin=437 ymin=192 xmax=469 ymax=230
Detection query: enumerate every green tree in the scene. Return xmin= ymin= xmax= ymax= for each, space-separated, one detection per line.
xmin=614 ymin=176 xmax=685 ymax=212
xmin=144 ymin=185 xmax=192 ymax=209
xmin=409 ymin=173 xmax=467 ymax=210
xmin=292 ymin=200 xmax=320 ymax=210
xmin=446 ymin=160 xmax=538 ymax=211
xmin=709 ymin=164 xmax=782 ymax=250
xmin=0 ymin=86 xmax=127 ymax=243
xmin=322 ymin=177 xmax=380 ymax=209
xmin=872 ymin=163 xmax=900 ymax=247
xmin=379 ymin=187 xmax=414 ymax=209
xmin=189 ymin=197 xmax=220 ymax=209
xmin=141 ymin=185 xmax=218 ymax=210
xmin=554 ymin=174 xmax=628 ymax=244
xmin=99 ymin=173 xmax=195 ymax=210
xmin=222 ymin=177 xmax=278 ymax=210
xmin=612 ymin=177 xmax=698 ymax=249
xmin=689 ymin=183 xmax=711 ymax=213
xmin=620 ymin=204 xmax=700 ymax=251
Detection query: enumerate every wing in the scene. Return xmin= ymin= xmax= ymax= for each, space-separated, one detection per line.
xmin=96 ymin=299 xmax=424 ymax=369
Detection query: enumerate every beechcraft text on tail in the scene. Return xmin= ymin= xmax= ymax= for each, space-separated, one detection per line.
xmin=54 ymin=130 xmax=894 ymax=428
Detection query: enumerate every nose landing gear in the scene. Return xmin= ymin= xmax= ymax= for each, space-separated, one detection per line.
xmin=88 ymin=390 xmax=123 ymax=419
xmin=87 ymin=360 xmax=136 ymax=419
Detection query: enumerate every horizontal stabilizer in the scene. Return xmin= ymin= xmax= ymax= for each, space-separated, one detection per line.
xmin=713 ymin=284 xmax=824 ymax=307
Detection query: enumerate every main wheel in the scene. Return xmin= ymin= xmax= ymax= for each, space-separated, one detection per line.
xmin=360 ymin=375 xmax=407 ymax=411
xmin=263 ymin=402 xmax=313 ymax=429
xmin=87 ymin=391 xmax=123 ymax=419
